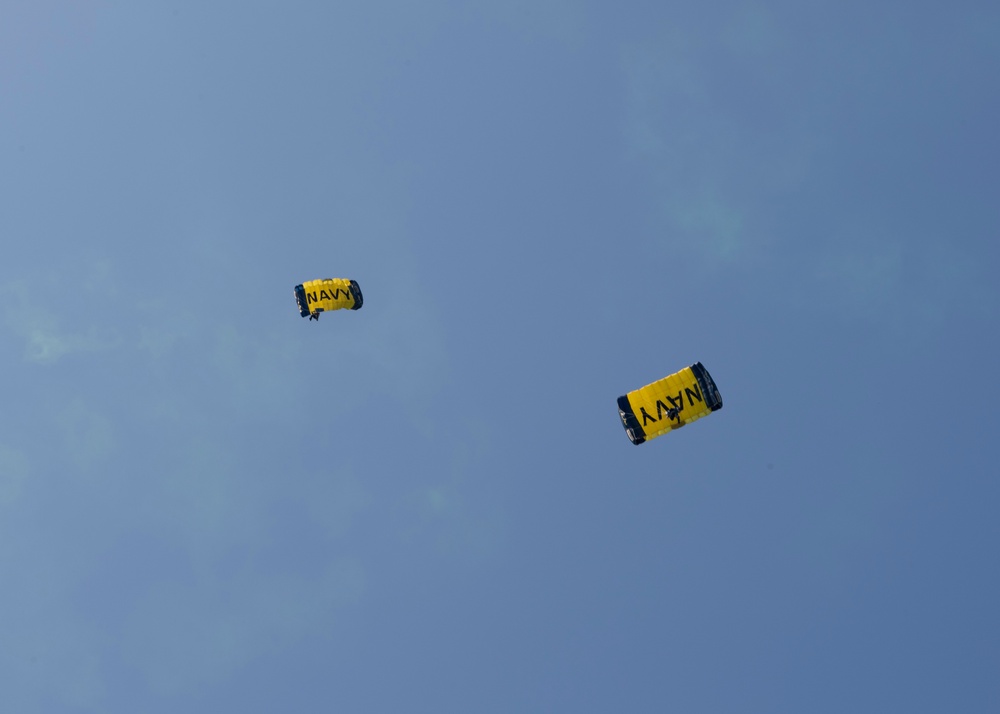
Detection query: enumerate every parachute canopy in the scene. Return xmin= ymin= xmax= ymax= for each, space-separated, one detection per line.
xmin=294 ymin=278 xmax=363 ymax=320
xmin=617 ymin=362 xmax=722 ymax=445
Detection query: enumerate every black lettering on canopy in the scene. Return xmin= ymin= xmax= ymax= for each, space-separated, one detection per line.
xmin=655 ymin=400 xmax=671 ymax=419
xmin=308 ymin=287 xmax=351 ymax=305
xmin=656 ymin=395 xmax=682 ymax=421
xmin=685 ymin=384 xmax=703 ymax=406
xmin=640 ymin=407 xmax=657 ymax=426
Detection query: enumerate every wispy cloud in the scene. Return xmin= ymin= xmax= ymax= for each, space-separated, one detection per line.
xmin=121 ymin=561 xmax=364 ymax=695
xmin=817 ymin=240 xmax=904 ymax=315
xmin=57 ymin=399 xmax=116 ymax=471
xmin=0 ymin=246 xmax=499 ymax=705
xmin=0 ymin=444 xmax=30 ymax=506
xmin=811 ymin=232 xmax=996 ymax=330
xmin=619 ymin=13 xmax=810 ymax=269
xmin=666 ymin=192 xmax=745 ymax=262
xmin=1 ymin=276 xmax=122 ymax=364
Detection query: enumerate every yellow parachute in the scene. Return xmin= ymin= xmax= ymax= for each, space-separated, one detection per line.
xmin=294 ymin=279 xmax=363 ymax=321
xmin=617 ymin=362 xmax=723 ymax=445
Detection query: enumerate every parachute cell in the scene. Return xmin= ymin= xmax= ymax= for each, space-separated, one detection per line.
xmin=294 ymin=278 xmax=363 ymax=320
xmin=617 ymin=362 xmax=723 ymax=445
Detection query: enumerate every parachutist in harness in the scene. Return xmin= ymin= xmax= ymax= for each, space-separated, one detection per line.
xmin=309 ymin=312 xmax=320 ymax=321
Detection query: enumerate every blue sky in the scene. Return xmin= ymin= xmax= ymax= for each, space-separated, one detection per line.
xmin=2 ymin=2 xmax=999 ymax=712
